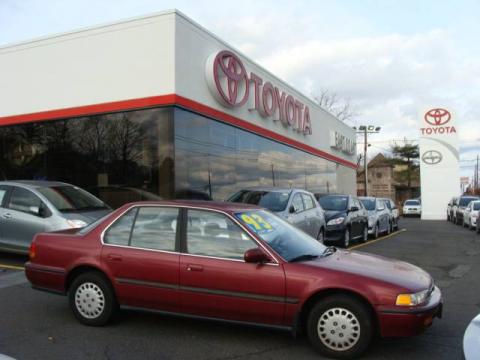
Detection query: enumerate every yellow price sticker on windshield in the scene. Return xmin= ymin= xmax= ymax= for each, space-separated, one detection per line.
xmin=240 ymin=213 xmax=273 ymax=233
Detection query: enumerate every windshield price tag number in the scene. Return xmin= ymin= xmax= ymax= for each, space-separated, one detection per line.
xmin=239 ymin=213 xmax=273 ymax=234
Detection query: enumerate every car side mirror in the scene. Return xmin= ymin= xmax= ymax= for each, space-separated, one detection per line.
xmin=244 ymin=248 xmax=271 ymax=264
xmin=289 ymin=205 xmax=296 ymax=214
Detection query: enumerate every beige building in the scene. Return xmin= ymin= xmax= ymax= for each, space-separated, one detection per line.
xmin=357 ymin=153 xmax=420 ymax=205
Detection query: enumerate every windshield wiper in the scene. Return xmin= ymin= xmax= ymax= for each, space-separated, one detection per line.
xmin=322 ymin=246 xmax=337 ymax=256
xmin=289 ymin=254 xmax=319 ymax=263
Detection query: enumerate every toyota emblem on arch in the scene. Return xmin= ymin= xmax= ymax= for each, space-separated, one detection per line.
xmin=206 ymin=50 xmax=312 ymax=135
xmin=420 ymin=108 xmax=456 ymax=136
xmin=422 ymin=150 xmax=443 ymax=165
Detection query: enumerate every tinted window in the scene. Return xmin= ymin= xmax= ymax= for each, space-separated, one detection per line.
xmin=405 ymin=200 xmax=420 ymax=206
xmin=460 ymin=197 xmax=478 ymax=207
xmin=229 ymin=190 xmax=290 ymax=212
xmin=319 ymin=196 xmax=348 ymax=211
xmin=38 ymin=186 xmax=108 ymax=212
xmin=360 ymin=198 xmax=375 ymax=211
xmin=0 ymin=188 xmax=7 ymax=206
xmin=302 ymin=194 xmax=315 ymax=210
xmin=130 ymin=207 xmax=178 ymax=251
xmin=8 ymin=187 xmax=43 ymax=215
xmin=474 ymin=203 xmax=480 ymax=211
xmin=186 ymin=210 xmax=256 ymax=260
xmin=104 ymin=208 xmax=137 ymax=246
xmin=292 ymin=194 xmax=305 ymax=213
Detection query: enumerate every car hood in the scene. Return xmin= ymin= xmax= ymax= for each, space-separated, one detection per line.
xmin=324 ymin=210 xmax=347 ymax=221
xmin=61 ymin=209 xmax=112 ymax=223
xmin=306 ymin=249 xmax=432 ymax=292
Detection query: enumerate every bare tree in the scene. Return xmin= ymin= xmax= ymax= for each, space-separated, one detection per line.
xmin=313 ymin=90 xmax=358 ymax=123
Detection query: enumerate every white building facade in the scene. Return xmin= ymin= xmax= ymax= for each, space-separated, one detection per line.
xmin=0 ymin=10 xmax=356 ymax=206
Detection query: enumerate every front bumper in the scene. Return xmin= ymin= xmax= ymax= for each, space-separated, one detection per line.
xmin=377 ymin=285 xmax=443 ymax=338
xmin=325 ymin=224 xmax=347 ymax=243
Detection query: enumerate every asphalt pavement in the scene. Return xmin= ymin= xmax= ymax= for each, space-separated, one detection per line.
xmin=0 ymin=217 xmax=478 ymax=360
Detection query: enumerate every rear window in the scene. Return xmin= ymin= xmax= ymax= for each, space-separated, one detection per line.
xmin=405 ymin=200 xmax=420 ymax=206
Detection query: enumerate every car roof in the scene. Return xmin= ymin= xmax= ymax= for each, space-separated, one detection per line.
xmin=119 ymin=200 xmax=263 ymax=213
xmin=0 ymin=180 xmax=71 ymax=189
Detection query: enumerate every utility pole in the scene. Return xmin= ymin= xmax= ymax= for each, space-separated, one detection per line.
xmin=354 ymin=125 xmax=381 ymax=197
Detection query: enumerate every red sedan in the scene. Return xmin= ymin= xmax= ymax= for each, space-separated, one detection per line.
xmin=25 ymin=201 xmax=442 ymax=359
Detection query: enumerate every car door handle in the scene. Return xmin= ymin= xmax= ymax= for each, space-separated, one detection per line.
xmin=107 ymin=254 xmax=122 ymax=262
xmin=1 ymin=213 xmax=12 ymax=219
xmin=186 ymin=264 xmax=203 ymax=272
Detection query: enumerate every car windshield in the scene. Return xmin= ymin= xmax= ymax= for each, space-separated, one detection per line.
xmin=405 ymin=200 xmax=420 ymax=206
xmin=318 ymin=196 xmax=348 ymax=211
xmin=360 ymin=199 xmax=376 ymax=211
xmin=235 ymin=210 xmax=327 ymax=262
xmin=38 ymin=186 xmax=109 ymax=212
xmin=229 ymin=190 xmax=290 ymax=212
xmin=460 ymin=197 xmax=478 ymax=207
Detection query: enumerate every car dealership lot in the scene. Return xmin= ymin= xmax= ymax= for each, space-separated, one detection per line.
xmin=0 ymin=217 xmax=478 ymax=360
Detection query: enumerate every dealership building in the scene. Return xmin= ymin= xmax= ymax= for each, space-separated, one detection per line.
xmin=0 ymin=10 xmax=356 ymax=207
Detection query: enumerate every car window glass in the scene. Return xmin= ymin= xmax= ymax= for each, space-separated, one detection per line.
xmin=319 ymin=196 xmax=348 ymax=211
xmin=130 ymin=207 xmax=178 ymax=251
xmin=302 ymin=194 xmax=315 ymax=210
xmin=292 ymin=194 xmax=305 ymax=213
xmin=186 ymin=210 xmax=256 ymax=260
xmin=104 ymin=208 xmax=138 ymax=246
xmin=0 ymin=189 xmax=7 ymax=207
xmin=474 ymin=203 xmax=480 ymax=211
xmin=377 ymin=200 xmax=385 ymax=210
xmin=8 ymin=187 xmax=43 ymax=215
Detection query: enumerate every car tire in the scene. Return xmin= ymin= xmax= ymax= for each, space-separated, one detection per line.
xmin=306 ymin=294 xmax=374 ymax=359
xmin=343 ymin=228 xmax=350 ymax=248
xmin=69 ymin=272 xmax=117 ymax=326
xmin=317 ymin=228 xmax=325 ymax=244
xmin=373 ymin=224 xmax=379 ymax=239
xmin=387 ymin=222 xmax=392 ymax=235
xmin=361 ymin=224 xmax=368 ymax=243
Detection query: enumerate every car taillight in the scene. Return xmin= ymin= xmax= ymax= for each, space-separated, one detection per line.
xmin=29 ymin=241 xmax=36 ymax=260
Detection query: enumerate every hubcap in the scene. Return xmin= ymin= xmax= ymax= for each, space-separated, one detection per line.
xmin=363 ymin=226 xmax=368 ymax=241
xmin=75 ymin=282 xmax=105 ymax=319
xmin=317 ymin=307 xmax=361 ymax=351
xmin=344 ymin=230 xmax=350 ymax=247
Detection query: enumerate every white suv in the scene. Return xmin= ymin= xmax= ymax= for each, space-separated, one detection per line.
xmin=402 ymin=199 xmax=421 ymax=217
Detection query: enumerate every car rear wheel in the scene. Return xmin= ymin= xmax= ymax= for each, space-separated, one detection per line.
xmin=306 ymin=295 xmax=374 ymax=359
xmin=69 ymin=272 xmax=117 ymax=326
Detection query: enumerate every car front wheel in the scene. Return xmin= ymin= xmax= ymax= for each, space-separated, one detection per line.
xmin=306 ymin=295 xmax=374 ymax=359
xmin=343 ymin=228 xmax=351 ymax=248
xmin=69 ymin=272 xmax=117 ymax=326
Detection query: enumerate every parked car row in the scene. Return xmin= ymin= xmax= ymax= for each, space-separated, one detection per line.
xmin=0 ymin=181 xmax=405 ymax=255
xmin=447 ymin=195 xmax=480 ymax=232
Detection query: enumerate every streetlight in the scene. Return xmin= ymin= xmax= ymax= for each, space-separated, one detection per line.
xmin=354 ymin=125 xmax=381 ymax=196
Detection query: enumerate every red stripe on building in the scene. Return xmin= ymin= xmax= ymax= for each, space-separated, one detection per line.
xmin=0 ymin=94 xmax=357 ymax=169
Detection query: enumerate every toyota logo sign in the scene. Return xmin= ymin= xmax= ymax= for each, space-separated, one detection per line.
xmin=422 ymin=150 xmax=443 ymax=165
xmin=424 ymin=108 xmax=451 ymax=126
xmin=206 ymin=50 xmax=313 ymax=135
xmin=211 ymin=50 xmax=249 ymax=107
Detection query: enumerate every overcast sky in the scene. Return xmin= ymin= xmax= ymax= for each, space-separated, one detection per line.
xmin=1 ymin=0 xmax=479 ymax=177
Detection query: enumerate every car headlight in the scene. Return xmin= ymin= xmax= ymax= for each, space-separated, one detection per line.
xmin=67 ymin=219 xmax=88 ymax=228
xmin=396 ymin=289 xmax=429 ymax=306
xmin=327 ymin=217 xmax=345 ymax=226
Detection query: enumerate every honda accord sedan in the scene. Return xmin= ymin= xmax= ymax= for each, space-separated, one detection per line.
xmin=25 ymin=201 xmax=442 ymax=359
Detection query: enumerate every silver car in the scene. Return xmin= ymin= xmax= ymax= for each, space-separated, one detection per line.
xmin=0 ymin=181 xmax=111 ymax=254
xmin=359 ymin=197 xmax=391 ymax=238
xmin=380 ymin=198 xmax=399 ymax=231
xmin=228 ymin=188 xmax=326 ymax=241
